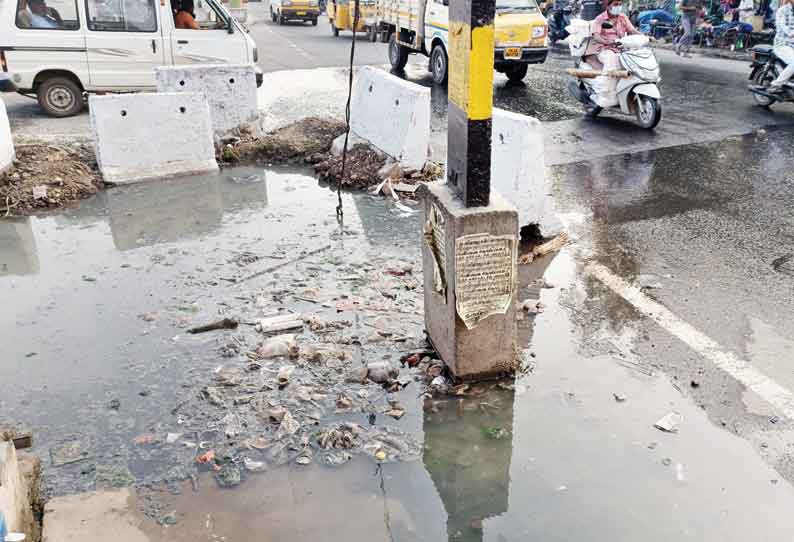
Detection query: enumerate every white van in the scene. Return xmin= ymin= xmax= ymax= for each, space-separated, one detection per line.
xmin=0 ymin=0 xmax=262 ymax=117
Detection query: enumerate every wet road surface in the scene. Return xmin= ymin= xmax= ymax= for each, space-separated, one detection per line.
xmin=3 ymin=7 xmax=794 ymax=538
xmin=2 ymin=129 xmax=794 ymax=539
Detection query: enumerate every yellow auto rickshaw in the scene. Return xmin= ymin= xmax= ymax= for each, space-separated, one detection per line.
xmin=328 ymin=0 xmax=378 ymax=38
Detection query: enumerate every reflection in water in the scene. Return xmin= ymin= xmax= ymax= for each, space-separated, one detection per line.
xmin=0 ymin=217 xmax=39 ymax=276
xmin=419 ymin=253 xmax=556 ymax=541
xmin=423 ymin=387 xmax=515 ymax=542
xmin=105 ymin=169 xmax=269 ymax=250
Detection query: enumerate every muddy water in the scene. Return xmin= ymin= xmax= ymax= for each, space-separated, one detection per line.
xmin=0 ymin=165 xmax=421 ymax=494
xmin=4 ymin=165 xmax=794 ymax=541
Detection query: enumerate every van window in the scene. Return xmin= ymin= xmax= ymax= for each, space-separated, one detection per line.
xmin=173 ymin=0 xmax=228 ymax=28
xmin=85 ymin=0 xmax=158 ymax=32
xmin=16 ymin=0 xmax=80 ymax=30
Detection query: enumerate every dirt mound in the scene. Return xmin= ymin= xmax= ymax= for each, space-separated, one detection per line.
xmin=222 ymin=117 xmax=346 ymax=164
xmin=0 ymin=142 xmax=104 ymax=217
xmin=314 ymin=145 xmax=443 ymax=191
xmin=313 ymin=144 xmax=388 ymax=190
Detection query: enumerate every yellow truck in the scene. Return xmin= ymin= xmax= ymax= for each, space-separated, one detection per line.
xmin=376 ymin=0 xmax=548 ymax=83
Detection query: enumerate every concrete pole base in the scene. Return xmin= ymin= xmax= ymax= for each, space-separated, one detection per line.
xmin=421 ymin=183 xmax=519 ymax=381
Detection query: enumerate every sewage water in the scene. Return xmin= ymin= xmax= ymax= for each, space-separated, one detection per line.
xmin=3 ymin=165 xmax=794 ymax=541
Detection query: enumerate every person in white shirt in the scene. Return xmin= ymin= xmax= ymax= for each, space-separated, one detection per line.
xmin=771 ymin=0 xmax=794 ymax=89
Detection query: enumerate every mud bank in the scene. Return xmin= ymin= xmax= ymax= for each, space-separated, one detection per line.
xmin=0 ymin=142 xmax=103 ymax=217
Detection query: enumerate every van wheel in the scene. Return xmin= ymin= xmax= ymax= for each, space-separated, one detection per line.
xmin=388 ymin=33 xmax=409 ymax=70
xmin=311 ymin=17 xmax=318 ymax=25
xmin=37 ymin=76 xmax=83 ymax=118
xmin=505 ymin=63 xmax=528 ymax=82
xmin=430 ymin=44 xmax=448 ymax=85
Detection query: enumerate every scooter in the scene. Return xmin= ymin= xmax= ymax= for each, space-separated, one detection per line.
xmin=567 ymin=32 xmax=662 ymax=129
xmin=548 ymin=6 xmax=573 ymax=45
xmin=748 ymin=44 xmax=794 ymax=107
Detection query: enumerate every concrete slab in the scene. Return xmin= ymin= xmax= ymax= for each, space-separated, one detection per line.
xmin=89 ymin=93 xmax=218 ymax=185
xmin=0 ymin=442 xmax=37 ymax=540
xmin=350 ymin=66 xmax=430 ymax=171
xmin=491 ymin=108 xmax=562 ymax=236
xmin=0 ymin=96 xmax=14 ymax=174
xmin=43 ymin=489 xmax=150 ymax=542
xmin=156 ymin=64 xmax=259 ymax=139
xmin=422 ymin=183 xmax=519 ymax=380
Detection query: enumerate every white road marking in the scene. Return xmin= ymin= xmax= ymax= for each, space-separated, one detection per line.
xmin=587 ymin=262 xmax=794 ymax=421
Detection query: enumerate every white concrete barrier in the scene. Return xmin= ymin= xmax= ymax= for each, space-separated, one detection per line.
xmin=0 ymin=96 xmax=14 ymax=174
xmin=0 ymin=442 xmax=35 ymax=538
xmin=156 ymin=64 xmax=259 ymax=139
xmin=491 ymin=108 xmax=562 ymax=236
xmin=89 ymin=93 xmax=218 ymax=185
xmin=350 ymin=66 xmax=430 ymax=171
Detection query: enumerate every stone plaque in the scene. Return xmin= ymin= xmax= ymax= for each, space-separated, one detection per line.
xmin=454 ymin=233 xmax=516 ymax=329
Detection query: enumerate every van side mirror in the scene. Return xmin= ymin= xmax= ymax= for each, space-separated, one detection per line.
xmin=227 ymin=20 xmax=234 ymax=33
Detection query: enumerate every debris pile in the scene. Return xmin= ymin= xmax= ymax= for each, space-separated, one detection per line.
xmin=123 ymin=248 xmax=441 ymax=495
xmin=220 ymin=117 xmax=346 ymax=164
xmin=314 ymin=146 xmax=443 ymax=190
xmin=0 ymin=142 xmax=103 ymax=216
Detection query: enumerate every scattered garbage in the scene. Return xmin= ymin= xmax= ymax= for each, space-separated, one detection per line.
xmin=255 ymin=314 xmax=304 ymax=334
xmin=215 ymin=463 xmax=242 ymax=488
xmin=367 ymin=361 xmax=399 ymax=384
xmin=255 ymin=334 xmax=299 ymax=359
xmin=187 ymin=318 xmax=239 ymax=334
xmin=243 ymin=457 xmax=267 ymax=472
xmin=654 ymin=412 xmax=684 ymax=433
xmin=277 ymin=366 xmax=294 ymax=388
xmin=613 ymin=393 xmax=627 ymax=402
xmin=50 ymin=439 xmax=93 ymax=467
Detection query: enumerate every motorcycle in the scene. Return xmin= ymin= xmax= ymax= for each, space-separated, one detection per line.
xmin=548 ymin=6 xmax=573 ymax=45
xmin=748 ymin=44 xmax=794 ymax=107
xmin=567 ymin=31 xmax=662 ymax=129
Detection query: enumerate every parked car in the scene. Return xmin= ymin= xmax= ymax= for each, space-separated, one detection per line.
xmin=0 ymin=0 xmax=262 ymax=117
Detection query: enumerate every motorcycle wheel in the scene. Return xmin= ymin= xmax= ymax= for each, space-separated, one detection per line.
xmin=752 ymin=65 xmax=779 ymax=108
xmin=635 ymin=95 xmax=661 ymax=130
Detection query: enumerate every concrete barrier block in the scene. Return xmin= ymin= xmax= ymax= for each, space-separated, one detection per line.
xmin=350 ymin=66 xmax=430 ymax=171
xmin=0 ymin=442 xmax=37 ymax=539
xmin=89 ymin=93 xmax=218 ymax=185
xmin=0 ymin=96 xmax=14 ymax=174
xmin=491 ymin=108 xmax=562 ymax=236
xmin=156 ymin=64 xmax=259 ymax=138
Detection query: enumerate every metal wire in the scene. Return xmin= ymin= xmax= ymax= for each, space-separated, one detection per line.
xmin=336 ymin=0 xmax=361 ymax=222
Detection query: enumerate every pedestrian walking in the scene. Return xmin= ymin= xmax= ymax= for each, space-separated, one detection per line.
xmin=676 ymin=0 xmax=701 ymax=56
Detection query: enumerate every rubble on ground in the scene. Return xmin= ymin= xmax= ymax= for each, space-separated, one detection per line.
xmin=220 ymin=117 xmax=346 ymax=164
xmin=0 ymin=142 xmax=104 ymax=216
xmin=120 ymin=247 xmax=472 ymax=503
xmin=314 ymin=144 xmax=443 ymax=190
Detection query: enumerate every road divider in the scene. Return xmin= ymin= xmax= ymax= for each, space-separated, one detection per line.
xmin=349 ymin=66 xmax=431 ymax=171
xmin=0 ymin=96 xmax=14 ymax=174
xmin=89 ymin=93 xmax=218 ymax=185
xmin=491 ymin=108 xmax=561 ymax=236
xmin=156 ymin=64 xmax=260 ymax=140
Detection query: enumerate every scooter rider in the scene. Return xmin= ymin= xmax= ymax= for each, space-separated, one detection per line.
xmin=770 ymin=0 xmax=794 ymax=91
xmin=588 ymin=0 xmax=640 ymax=106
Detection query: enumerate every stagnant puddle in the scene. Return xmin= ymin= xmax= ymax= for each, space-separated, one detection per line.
xmin=3 ymin=166 xmax=794 ymax=541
